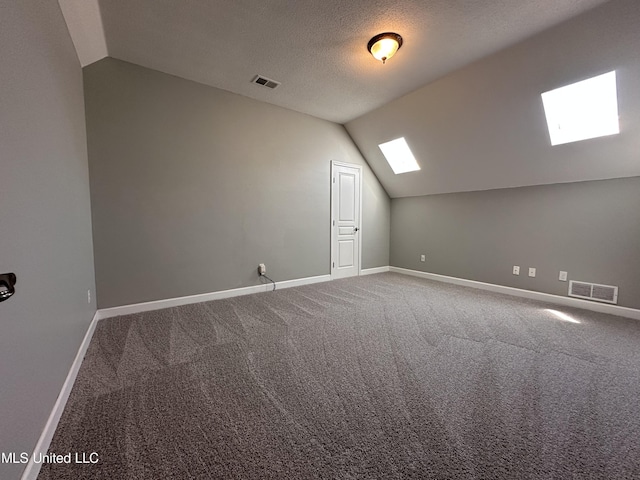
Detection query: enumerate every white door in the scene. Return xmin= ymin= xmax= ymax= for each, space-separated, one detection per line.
xmin=331 ymin=161 xmax=362 ymax=279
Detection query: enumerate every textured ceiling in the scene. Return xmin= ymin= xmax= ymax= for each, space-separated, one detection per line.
xmin=345 ymin=0 xmax=640 ymax=197
xmin=61 ymin=0 xmax=609 ymax=123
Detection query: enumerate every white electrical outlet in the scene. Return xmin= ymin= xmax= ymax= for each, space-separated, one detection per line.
xmin=513 ymin=266 xmax=520 ymax=275
xmin=258 ymin=263 xmax=266 ymax=276
xmin=559 ymin=271 xmax=568 ymax=281
xmin=420 ymin=254 xmax=426 ymax=262
xmin=528 ymin=267 xmax=536 ymax=278
xmin=87 ymin=289 xmax=91 ymax=304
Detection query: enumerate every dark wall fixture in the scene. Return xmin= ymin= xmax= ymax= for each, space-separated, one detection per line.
xmin=0 ymin=273 xmax=17 ymax=303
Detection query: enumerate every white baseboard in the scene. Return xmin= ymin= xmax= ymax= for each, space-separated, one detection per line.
xmin=97 ymin=268 xmax=395 ymax=320
xmin=21 ymin=311 xmax=100 ymax=480
xmin=389 ymin=267 xmax=640 ymax=321
xmin=274 ymin=274 xmax=332 ymax=290
xmin=97 ymin=274 xmax=332 ymax=320
xmin=360 ymin=266 xmax=390 ymax=275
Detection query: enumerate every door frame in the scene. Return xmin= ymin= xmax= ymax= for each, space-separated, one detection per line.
xmin=330 ymin=160 xmax=363 ymax=279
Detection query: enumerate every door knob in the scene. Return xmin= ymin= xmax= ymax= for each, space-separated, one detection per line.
xmin=0 ymin=273 xmax=17 ymax=303
xmin=354 ymin=227 xmax=359 ymax=232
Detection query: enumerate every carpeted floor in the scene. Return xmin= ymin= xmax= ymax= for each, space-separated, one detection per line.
xmin=39 ymin=273 xmax=640 ymax=479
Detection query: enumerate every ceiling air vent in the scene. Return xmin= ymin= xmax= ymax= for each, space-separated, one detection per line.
xmin=568 ymin=280 xmax=618 ymax=304
xmin=252 ymin=75 xmax=280 ymax=89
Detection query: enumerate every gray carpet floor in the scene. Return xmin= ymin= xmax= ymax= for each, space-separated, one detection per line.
xmin=39 ymin=273 xmax=640 ymax=479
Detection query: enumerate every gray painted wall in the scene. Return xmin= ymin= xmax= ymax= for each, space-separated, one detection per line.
xmin=345 ymin=0 xmax=640 ymax=197
xmin=84 ymin=58 xmax=390 ymax=309
xmin=0 ymin=2 xmax=96 ymax=478
xmin=345 ymin=0 xmax=640 ymax=312
xmin=390 ymin=177 xmax=640 ymax=310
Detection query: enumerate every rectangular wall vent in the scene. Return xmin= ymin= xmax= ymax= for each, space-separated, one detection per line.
xmin=252 ymin=75 xmax=280 ymax=89
xmin=568 ymin=280 xmax=618 ymax=304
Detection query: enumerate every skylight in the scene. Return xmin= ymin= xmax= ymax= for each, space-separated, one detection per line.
xmin=541 ymin=71 xmax=619 ymax=146
xmin=378 ymin=137 xmax=420 ymax=174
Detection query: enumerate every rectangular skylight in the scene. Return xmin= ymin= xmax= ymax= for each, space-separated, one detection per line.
xmin=541 ymin=71 xmax=619 ymax=146
xmin=378 ymin=137 xmax=420 ymax=174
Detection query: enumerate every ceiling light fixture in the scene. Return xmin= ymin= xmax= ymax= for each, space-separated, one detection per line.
xmin=367 ymin=32 xmax=403 ymax=64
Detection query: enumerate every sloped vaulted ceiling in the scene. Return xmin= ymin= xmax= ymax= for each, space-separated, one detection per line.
xmin=345 ymin=0 xmax=640 ymax=197
xmin=59 ymin=0 xmax=639 ymax=197
xmin=60 ymin=0 xmax=609 ymax=124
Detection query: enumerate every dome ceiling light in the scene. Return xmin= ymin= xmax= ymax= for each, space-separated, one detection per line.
xmin=367 ymin=32 xmax=403 ymax=64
